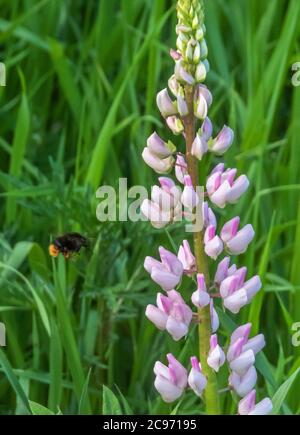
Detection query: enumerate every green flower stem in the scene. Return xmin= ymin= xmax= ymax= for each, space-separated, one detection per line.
xmin=183 ymin=85 xmax=220 ymax=415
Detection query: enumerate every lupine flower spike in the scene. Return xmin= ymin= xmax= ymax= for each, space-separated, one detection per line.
xmin=141 ymin=0 xmax=272 ymax=415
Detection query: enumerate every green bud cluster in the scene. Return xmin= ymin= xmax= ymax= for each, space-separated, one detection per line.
xmin=176 ymin=0 xmax=209 ymax=83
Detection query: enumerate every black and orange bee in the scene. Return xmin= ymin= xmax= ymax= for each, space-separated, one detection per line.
xmin=49 ymin=232 xmax=88 ymax=259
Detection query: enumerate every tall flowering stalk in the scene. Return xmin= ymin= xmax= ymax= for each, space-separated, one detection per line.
xmin=141 ymin=0 xmax=272 ymax=415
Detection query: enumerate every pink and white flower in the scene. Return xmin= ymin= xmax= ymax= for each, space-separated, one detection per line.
xmin=221 ymin=217 xmax=255 ymax=255
xmin=204 ymin=225 xmax=223 ymax=260
xmin=209 ymin=125 xmax=234 ymax=155
xmin=188 ymin=356 xmax=207 ymax=396
xmin=156 ymin=89 xmax=178 ymax=118
xmin=207 ymin=334 xmax=225 ymax=372
xmin=141 ymin=177 xmax=182 ymax=228
xmin=177 ymin=239 xmax=197 ymax=275
xmin=154 ymin=354 xmax=188 ymax=403
xmin=144 ymin=246 xmax=183 ymax=291
xmin=219 ymin=268 xmax=262 ymax=314
xmin=175 ymin=155 xmax=188 ymax=184
xmin=191 ymin=273 xmax=210 ymax=308
xmin=238 ymin=390 xmax=273 ymax=415
xmin=146 ymin=290 xmax=192 ymax=341
xmin=206 ymin=164 xmax=249 ymax=208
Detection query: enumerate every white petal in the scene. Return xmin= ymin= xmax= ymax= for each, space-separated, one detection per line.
xmin=188 ymin=369 xmax=207 ymax=397
xmin=154 ymin=375 xmax=183 ymax=403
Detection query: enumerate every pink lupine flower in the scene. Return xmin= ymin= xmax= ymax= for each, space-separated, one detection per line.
xmin=219 ymin=269 xmax=262 ymax=314
xmin=229 ymin=348 xmax=255 ymax=376
xmin=206 ymin=165 xmax=249 ymax=208
xmin=141 ymin=0 xmax=270 ymax=413
xmin=214 ymin=256 xmax=237 ymax=286
xmin=174 ymin=59 xmax=195 ymax=85
xmin=202 ymin=201 xmax=217 ymax=228
xmin=210 ymin=125 xmax=234 ymax=155
xmin=141 ymin=200 xmax=172 ymax=229
xmin=181 ymin=175 xmax=199 ymax=210
xmin=229 ymin=323 xmax=252 ymax=344
xmin=195 ymin=84 xmax=213 ymax=107
xmin=175 ymin=155 xmax=188 ymax=184
xmin=147 ymin=131 xmax=176 ymax=158
xmin=191 ymin=273 xmax=210 ymax=308
xmin=142 ymin=148 xmax=175 ymax=174
xmin=191 ymin=133 xmax=208 ymax=160
xmin=243 ymin=334 xmax=266 ymax=355
xmin=210 ymin=300 xmax=219 ymax=333
xmin=146 ymin=290 xmax=192 ymax=341
xmin=144 ymin=246 xmax=183 ymax=291
xmin=188 ymin=356 xmax=207 ymax=397
xmin=228 ymin=324 xmax=265 ymax=358
xmin=194 ymin=86 xmax=212 ymax=120
xmin=229 ymin=366 xmax=258 ymax=397
xmin=166 ymin=115 xmax=184 ymax=135
xmin=156 ymin=88 xmax=178 ymax=118
xmin=141 ymin=177 xmax=182 ymax=228
xmin=238 ymin=390 xmax=273 ymax=415
xmin=221 ymin=217 xmax=255 ymax=255
xmin=177 ymin=240 xmax=197 ymax=275
xmin=169 ymin=48 xmax=182 ymax=61
xmin=207 ymin=334 xmax=225 ymax=372
xmin=151 ymin=177 xmax=182 ymax=211
xmin=177 ymin=92 xmax=189 ymax=117
xmin=201 ymin=117 xmax=213 ymax=141
xmin=204 ymin=225 xmax=223 ymax=260
xmin=168 ymin=74 xmax=180 ymax=97
xmin=154 ymin=353 xmax=188 ymax=403
xmin=228 ymin=324 xmax=266 ymax=398
xmin=194 ymin=88 xmax=208 ymax=120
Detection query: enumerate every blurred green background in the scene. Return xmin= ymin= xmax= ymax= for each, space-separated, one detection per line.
xmin=0 ymin=0 xmax=300 ymax=415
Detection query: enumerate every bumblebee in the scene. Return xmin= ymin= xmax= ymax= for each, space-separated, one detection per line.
xmin=49 ymin=232 xmax=88 ymax=259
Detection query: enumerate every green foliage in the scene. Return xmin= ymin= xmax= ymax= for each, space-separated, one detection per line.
xmin=0 ymin=0 xmax=299 ymax=415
